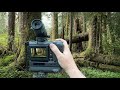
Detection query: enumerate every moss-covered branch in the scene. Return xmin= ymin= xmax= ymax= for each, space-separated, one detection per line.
xmin=65 ymin=32 xmax=88 ymax=43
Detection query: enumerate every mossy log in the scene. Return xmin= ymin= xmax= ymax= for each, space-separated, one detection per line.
xmin=76 ymin=58 xmax=120 ymax=72
xmin=65 ymin=32 xmax=88 ymax=43
xmin=90 ymin=54 xmax=120 ymax=66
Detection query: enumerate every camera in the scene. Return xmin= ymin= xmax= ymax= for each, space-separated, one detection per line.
xmin=25 ymin=19 xmax=63 ymax=73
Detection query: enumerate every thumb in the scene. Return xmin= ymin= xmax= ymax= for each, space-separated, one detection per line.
xmin=49 ymin=43 xmax=63 ymax=58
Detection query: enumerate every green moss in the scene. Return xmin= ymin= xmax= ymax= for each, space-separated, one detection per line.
xmin=0 ymin=67 xmax=33 ymax=78
xmin=0 ymin=33 xmax=19 ymax=48
xmin=16 ymin=45 xmax=26 ymax=67
xmin=0 ymin=34 xmax=7 ymax=47
xmin=0 ymin=54 xmax=15 ymax=66
xmin=80 ymin=67 xmax=120 ymax=78
xmin=80 ymin=47 xmax=93 ymax=57
xmin=47 ymin=71 xmax=69 ymax=78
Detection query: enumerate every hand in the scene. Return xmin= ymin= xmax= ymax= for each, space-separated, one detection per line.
xmin=49 ymin=38 xmax=86 ymax=78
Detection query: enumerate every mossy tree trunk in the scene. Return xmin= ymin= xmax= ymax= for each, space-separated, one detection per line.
xmin=107 ymin=12 xmax=115 ymax=54
xmin=16 ymin=12 xmax=29 ymax=68
xmin=7 ymin=12 xmax=15 ymax=52
xmin=92 ymin=15 xmax=103 ymax=54
xmin=52 ymin=12 xmax=58 ymax=40
xmin=69 ymin=12 xmax=74 ymax=52
xmin=61 ymin=12 xmax=65 ymax=39
xmin=82 ymin=12 xmax=87 ymax=51
xmin=79 ymin=16 xmax=97 ymax=58
xmin=99 ymin=15 xmax=103 ymax=53
xmin=82 ymin=12 xmax=86 ymax=33
xmin=66 ymin=12 xmax=69 ymax=36
xmin=93 ymin=14 xmax=103 ymax=54
xmin=16 ymin=12 xmax=41 ymax=69
xmin=102 ymin=13 xmax=108 ymax=54
xmin=74 ymin=18 xmax=83 ymax=52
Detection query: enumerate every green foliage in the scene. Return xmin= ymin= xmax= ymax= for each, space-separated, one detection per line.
xmin=47 ymin=71 xmax=69 ymax=78
xmin=0 ymin=67 xmax=33 ymax=78
xmin=80 ymin=67 xmax=120 ymax=78
xmin=102 ymin=12 xmax=120 ymax=55
xmin=80 ymin=47 xmax=93 ymax=57
xmin=0 ymin=34 xmax=7 ymax=47
xmin=0 ymin=54 xmax=15 ymax=66
xmin=0 ymin=12 xmax=7 ymax=34
xmin=0 ymin=33 xmax=19 ymax=49
xmin=0 ymin=54 xmax=120 ymax=78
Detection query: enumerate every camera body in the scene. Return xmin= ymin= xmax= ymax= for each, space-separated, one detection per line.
xmin=25 ymin=19 xmax=63 ymax=73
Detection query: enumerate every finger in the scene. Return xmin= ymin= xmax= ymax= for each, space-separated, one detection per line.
xmin=49 ymin=43 xmax=63 ymax=58
xmin=55 ymin=38 xmax=69 ymax=49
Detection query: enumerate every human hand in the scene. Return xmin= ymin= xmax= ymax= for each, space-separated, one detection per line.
xmin=49 ymin=38 xmax=85 ymax=78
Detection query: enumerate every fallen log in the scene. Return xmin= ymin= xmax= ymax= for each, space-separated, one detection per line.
xmin=76 ymin=58 xmax=120 ymax=72
xmin=90 ymin=54 xmax=120 ymax=66
xmin=65 ymin=32 xmax=89 ymax=43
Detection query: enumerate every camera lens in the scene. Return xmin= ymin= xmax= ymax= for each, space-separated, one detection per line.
xmin=31 ymin=19 xmax=42 ymax=30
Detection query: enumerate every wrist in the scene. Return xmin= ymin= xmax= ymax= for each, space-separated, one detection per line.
xmin=66 ymin=67 xmax=86 ymax=78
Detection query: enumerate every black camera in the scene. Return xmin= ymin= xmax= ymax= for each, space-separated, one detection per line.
xmin=25 ymin=19 xmax=63 ymax=73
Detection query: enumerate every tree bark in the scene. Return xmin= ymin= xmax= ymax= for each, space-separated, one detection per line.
xmin=66 ymin=12 xmax=69 ymax=36
xmin=16 ymin=12 xmax=42 ymax=69
xmin=82 ymin=12 xmax=86 ymax=33
xmin=7 ymin=12 xmax=15 ymax=52
xmin=79 ymin=16 xmax=97 ymax=58
xmin=99 ymin=15 xmax=103 ymax=53
xmin=74 ymin=18 xmax=83 ymax=52
xmin=61 ymin=12 xmax=65 ymax=39
xmin=16 ymin=12 xmax=28 ymax=68
xmin=69 ymin=12 xmax=73 ymax=51
xmin=52 ymin=12 xmax=58 ymax=40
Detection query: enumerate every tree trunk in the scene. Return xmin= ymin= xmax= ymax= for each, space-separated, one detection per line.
xmin=16 ymin=12 xmax=29 ymax=69
xmin=99 ymin=15 xmax=103 ymax=53
xmin=61 ymin=12 xmax=65 ymax=39
xmin=82 ymin=12 xmax=87 ymax=51
xmin=82 ymin=12 xmax=86 ymax=33
xmin=69 ymin=12 xmax=73 ymax=51
xmin=7 ymin=12 xmax=15 ymax=52
xmin=66 ymin=12 xmax=69 ymax=36
xmin=92 ymin=16 xmax=98 ymax=53
xmin=62 ymin=26 xmax=65 ymax=39
xmin=74 ymin=18 xmax=83 ymax=52
xmin=52 ymin=12 xmax=58 ymax=40
xmin=102 ymin=13 xmax=107 ymax=54
xmin=107 ymin=12 xmax=115 ymax=54
xmin=16 ymin=12 xmax=41 ymax=69
xmin=79 ymin=16 xmax=97 ymax=58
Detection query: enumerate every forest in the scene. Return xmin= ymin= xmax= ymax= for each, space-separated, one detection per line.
xmin=0 ymin=12 xmax=120 ymax=78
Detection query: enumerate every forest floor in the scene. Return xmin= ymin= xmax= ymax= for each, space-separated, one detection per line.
xmin=0 ymin=54 xmax=120 ymax=78
xmin=0 ymin=34 xmax=120 ymax=78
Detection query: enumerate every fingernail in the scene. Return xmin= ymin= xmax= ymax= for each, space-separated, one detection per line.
xmin=49 ymin=43 xmax=54 ymax=48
